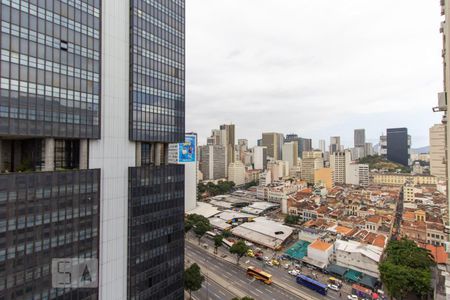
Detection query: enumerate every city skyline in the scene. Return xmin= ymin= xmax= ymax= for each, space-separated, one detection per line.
xmin=186 ymin=0 xmax=441 ymax=148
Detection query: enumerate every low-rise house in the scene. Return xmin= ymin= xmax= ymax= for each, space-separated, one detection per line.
xmin=334 ymin=240 xmax=383 ymax=278
xmin=304 ymin=239 xmax=334 ymax=269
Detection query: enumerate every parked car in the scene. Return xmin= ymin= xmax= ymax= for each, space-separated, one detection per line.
xmin=347 ymin=295 xmax=358 ymax=300
xmin=271 ymin=260 xmax=280 ymax=266
xmin=256 ymin=256 xmax=263 ymax=261
xmin=283 ymin=264 xmax=290 ymax=269
xmin=265 ymin=261 xmax=273 ymax=266
xmin=288 ymin=270 xmax=299 ymax=276
xmin=263 ymin=256 xmax=270 ymax=261
xmin=328 ymin=284 xmax=340 ymax=292
xmin=247 ymin=249 xmax=255 ymax=257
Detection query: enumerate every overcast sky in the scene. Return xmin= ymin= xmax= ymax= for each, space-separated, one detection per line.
xmin=186 ymin=0 xmax=443 ymax=149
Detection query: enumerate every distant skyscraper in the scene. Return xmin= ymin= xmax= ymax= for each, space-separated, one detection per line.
xmin=354 ymin=129 xmax=366 ymax=148
xmin=380 ymin=135 xmax=387 ymax=156
xmin=237 ymin=139 xmax=248 ymax=163
xmin=262 ymin=132 xmax=284 ymax=160
xmin=319 ymin=140 xmax=326 ymax=153
xmin=365 ymin=143 xmax=374 ymax=156
xmin=386 ymin=128 xmax=411 ymax=166
xmin=253 ymin=146 xmax=268 ymax=170
xmin=430 ymin=124 xmax=446 ymax=179
xmin=220 ymin=124 xmax=236 ymax=165
xmin=330 ymin=136 xmax=341 ymax=154
xmin=199 ymin=145 xmax=227 ymax=180
xmin=303 ymin=138 xmax=313 ymax=152
xmin=282 ymin=142 xmax=299 ymax=169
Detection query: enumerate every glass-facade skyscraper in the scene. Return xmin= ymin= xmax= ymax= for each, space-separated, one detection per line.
xmin=0 ymin=0 xmax=185 ymax=299
xmin=386 ymin=128 xmax=410 ymax=167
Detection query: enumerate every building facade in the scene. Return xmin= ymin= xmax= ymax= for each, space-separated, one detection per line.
xmin=430 ymin=124 xmax=446 ymax=179
xmin=228 ymin=161 xmax=246 ymax=186
xmin=262 ymin=132 xmax=284 ymax=160
xmin=199 ymin=145 xmax=226 ymax=180
xmin=282 ymin=141 xmax=299 ymax=170
xmin=253 ymin=146 xmax=267 ymax=170
xmin=302 ymin=151 xmax=324 ymax=184
xmin=330 ymin=136 xmax=341 ymax=154
xmin=0 ymin=0 xmax=185 ymax=299
xmin=330 ymin=150 xmax=351 ymax=184
xmin=386 ymin=128 xmax=411 ymax=166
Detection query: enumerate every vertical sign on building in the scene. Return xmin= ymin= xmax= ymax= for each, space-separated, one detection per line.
xmin=169 ymin=133 xmax=198 ymax=212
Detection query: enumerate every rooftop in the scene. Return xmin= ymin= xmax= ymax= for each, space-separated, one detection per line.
xmin=309 ymin=239 xmax=333 ymax=251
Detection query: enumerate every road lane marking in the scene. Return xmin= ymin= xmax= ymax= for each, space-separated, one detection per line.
xmin=254 ymin=288 xmax=263 ymax=294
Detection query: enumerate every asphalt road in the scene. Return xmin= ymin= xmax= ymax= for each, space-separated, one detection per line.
xmin=190 ymin=273 xmax=236 ymax=300
xmin=187 ymin=235 xmax=341 ymax=300
xmin=186 ymin=242 xmax=301 ymax=300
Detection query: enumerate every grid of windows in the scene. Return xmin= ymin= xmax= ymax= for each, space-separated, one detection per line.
xmin=130 ymin=0 xmax=185 ymax=143
xmin=128 ymin=164 xmax=184 ymax=300
xmin=0 ymin=169 xmax=100 ymax=300
xmin=0 ymin=0 xmax=101 ymax=139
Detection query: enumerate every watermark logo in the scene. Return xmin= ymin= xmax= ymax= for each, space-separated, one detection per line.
xmin=52 ymin=258 xmax=98 ymax=288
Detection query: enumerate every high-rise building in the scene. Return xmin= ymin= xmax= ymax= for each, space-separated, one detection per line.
xmin=207 ymin=129 xmax=221 ymax=145
xmin=330 ymin=150 xmax=352 ymax=184
xmin=387 ymin=128 xmax=411 ymax=166
xmin=220 ymin=124 xmax=236 ymax=165
xmin=319 ymin=140 xmax=326 ymax=153
xmin=430 ymin=124 xmax=446 ymax=179
xmin=237 ymin=139 xmax=248 ymax=163
xmin=380 ymin=135 xmax=387 ymax=156
xmin=365 ymin=143 xmax=374 ymax=156
xmin=199 ymin=145 xmax=227 ymax=180
xmin=303 ymin=138 xmax=313 ymax=152
xmin=282 ymin=141 xmax=299 ymax=169
xmin=0 ymin=1 xmax=185 ymax=299
xmin=330 ymin=136 xmax=341 ymax=154
xmin=228 ymin=161 xmax=246 ymax=186
xmin=302 ymin=151 xmax=324 ymax=184
xmin=262 ymin=132 xmax=284 ymax=160
xmin=354 ymin=129 xmax=366 ymax=148
xmin=253 ymin=146 xmax=268 ymax=170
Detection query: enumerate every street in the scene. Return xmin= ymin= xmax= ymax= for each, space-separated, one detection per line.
xmin=185 ymin=236 xmax=342 ymax=300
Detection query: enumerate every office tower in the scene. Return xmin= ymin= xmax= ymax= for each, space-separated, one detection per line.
xmin=286 ymin=134 xmax=312 ymax=158
xmin=330 ymin=136 xmax=341 ymax=154
xmin=430 ymin=124 xmax=446 ymax=179
xmin=354 ymin=129 xmax=366 ymax=147
xmin=365 ymin=143 xmax=374 ymax=156
xmin=257 ymin=138 xmax=262 ymax=146
xmin=282 ymin=141 xmax=299 ymax=169
xmin=387 ymin=128 xmax=411 ymax=166
xmin=228 ymin=161 xmax=246 ymax=186
xmin=380 ymin=135 xmax=387 ymax=156
xmin=199 ymin=145 xmax=227 ymax=180
xmin=262 ymin=132 xmax=284 ymax=160
xmin=330 ymin=151 xmax=352 ymax=184
xmin=237 ymin=139 xmax=248 ymax=163
xmin=207 ymin=129 xmax=221 ymax=145
xmin=0 ymin=1 xmax=185 ymax=299
xmin=351 ymin=147 xmax=365 ymax=161
xmin=319 ymin=140 xmax=326 ymax=153
xmin=267 ymin=160 xmax=289 ymax=180
xmin=302 ymin=150 xmax=324 ymax=184
xmin=169 ymin=134 xmax=198 ymax=212
xmin=253 ymin=146 xmax=268 ymax=170
xmin=303 ymin=138 xmax=313 ymax=152
xmin=220 ymin=124 xmax=236 ymax=165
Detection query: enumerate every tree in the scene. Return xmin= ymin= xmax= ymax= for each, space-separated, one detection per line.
xmin=185 ymin=220 xmax=194 ymax=234
xmin=379 ymin=238 xmax=435 ymax=299
xmin=184 ymin=263 xmax=204 ymax=299
xmin=229 ymin=240 xmax=249 ymax=265
xmin=284 ymin=215 xmax=300 ymax=225
xmin=214 ymin=235 xmax=223 ymax=254
xmin=222 ymin=230 xmax=232 ymax=238
xmin=193 ymin=221 xmax=211 ymax=245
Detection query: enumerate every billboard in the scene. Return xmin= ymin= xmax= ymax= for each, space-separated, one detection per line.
xmin=178 ymin=134 xmax=196 ymax=163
